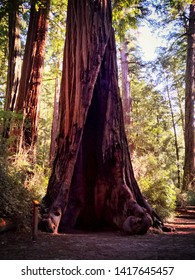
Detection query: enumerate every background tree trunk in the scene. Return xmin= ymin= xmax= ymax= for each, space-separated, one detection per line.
xmin=120 ymin=41 xmax=132 ymax=129
xmin=183 ymin=3 xmax=195 ymax=190
xmin=3 ymin=0 xmax=21 ymax=138
xmin=41 ymin=0 xmax=160 ymax=235
xmin=165 ymin=76 xmax=181 ymax=189
xmin=49 ymin=61 xmax=60 ymax=167
xmin=15 ymin=0 xmax=50 ymax=158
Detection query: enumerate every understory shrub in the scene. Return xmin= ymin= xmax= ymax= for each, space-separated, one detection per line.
xmin=0 ymin=151 xmax=49 ymax=231
xmin=132 ymin=153 xmax=177 ymax=220
xmin=187 ymin=191 xmax=195 ymax=206
xmin=139 ymin=176 xmax=176 ymax=220
xmin=176 ymin=190 xmax=195 ymax=207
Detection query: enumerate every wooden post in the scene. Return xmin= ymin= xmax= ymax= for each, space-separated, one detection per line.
xmin=32 ymin=200 xmax=39 ymax=241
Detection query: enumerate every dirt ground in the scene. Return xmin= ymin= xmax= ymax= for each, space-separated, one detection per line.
xmin=0 ymin=207 xmax=195 ymax=260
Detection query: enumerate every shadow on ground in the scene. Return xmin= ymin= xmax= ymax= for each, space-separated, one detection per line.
xmin=0 ymin=208 xmax=195 ymax=260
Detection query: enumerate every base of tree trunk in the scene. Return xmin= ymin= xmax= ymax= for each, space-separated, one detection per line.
xmin=39 ymin=0 xmax=163 ymax=235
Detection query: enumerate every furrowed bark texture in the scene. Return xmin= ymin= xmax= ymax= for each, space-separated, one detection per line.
xmin=5 ymin=3 xmax=21 ymax=112
xmin=41 ymin=0 xmax=157 ymax=234
xmin=15 ymin=0 xmax=50 ymax=156
xmin=183 ymin=4 xmax=195 ymax=190
xmin=3 ymin=1 xmax=21 ymax=138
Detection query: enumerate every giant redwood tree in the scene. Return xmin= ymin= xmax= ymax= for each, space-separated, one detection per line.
xmin=41 ymin=0 xmax=161 ymax=234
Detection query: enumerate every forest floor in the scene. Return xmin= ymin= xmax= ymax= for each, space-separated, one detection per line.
xmin=0 ymin=207 xmax=195 ymax=260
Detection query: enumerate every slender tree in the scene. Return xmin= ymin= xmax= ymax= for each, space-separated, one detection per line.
xmin=156 ymin=0 xmax=195 ymax=190
xmin=183 ymin=3 xmax=195 ymax=190
xmin=41 ymin=0 xmax=161 ymax=234
xmin=49 ymin=61 xmax=60 ymax=166
xmin=150 ymin=0 xmax=194 ymax=190
xmin=15 ymin=0 xmax=50 ymax=158
xmin=112 ymin=0 xmax=147 ymax=129
xmin=165 ymin=75 xmax=181 ymax=189
xmin=120 ymin=41 xmax=132 ymax=128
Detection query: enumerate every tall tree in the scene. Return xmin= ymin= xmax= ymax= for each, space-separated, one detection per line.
xmin=46 ymin=0 xmax=67 ymax=166
xmin=41 ymin=0 xmax=161 ymax=234
xmin=183 ymin=3 xmax=195 ymax=190
xmin=0 ymin=10 xmax=8 ymax=113
xmin=165 ymin=75 xmax=181 ymax=189
xmin=151 ymin=0 xmax=194 ymax=190
xmin=3 ymin=0 xmax=21 ymax=138
xmin=49 ymin=62 xmax=60 ymax=166
xmin=112 ymin=0 xmax=147 ymax=128
xmin=15 ymin=0 xmax=50 ymax=158
xmin=120 ymin=41 xmax=132 ymax=127
xmin=154 ymin=51 xmax=184 ymax=190
xmin=130 ymin=77 xmax=177 ymax=218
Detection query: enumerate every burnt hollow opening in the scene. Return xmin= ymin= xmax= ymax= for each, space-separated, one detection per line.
xmin=76 ymin=75 xmax=109 ymax=228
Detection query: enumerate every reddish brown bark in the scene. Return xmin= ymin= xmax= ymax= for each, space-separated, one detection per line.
xmin=3 ymin=0 xmax=21 ymax=138
xmin=41 ymin=0 xmax=161 ymax=234
xmin=183 ymin=4 xmax=195 ymax=190
xmin=15 ymin=0 xmax=50 ymax=157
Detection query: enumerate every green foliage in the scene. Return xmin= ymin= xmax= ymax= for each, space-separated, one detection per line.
xmin=47 ymin=0 xmax=67 ymax=66
xmin=187 ymin=191 xmax=195 ymax=206
xmin=0 ymin=141 xmax=49 ymax=231
xmin=0 ymin=15 xmax=8 ymax=97
xmin=35 ymin=0 xmax=47 ymax=11
xmin=159 ymin=0 xmax=191 ymax=18
xmin=0 ymin=109 xmax=23 ymax=120
xmin=0 ymin=110 xmax=23 ymax=148
xmin=113 ymin=0 xmax=149 ymax=41
xmin=126 ymin=0 xmax=187 ymax=213
xmin=0 ymin=161 xmax=32 ymax=231
xmin=129 ymin=74 xmax=181 ymax=219
xmin=37 ymin=78 xmax=55 ymax=166
xmin=130 ymin=80 xmax=173 ymax=153
xmin=176 ymin=190 xmax=195 ymax=207
xmin=133 ymin=154 xmax=177 ymax=219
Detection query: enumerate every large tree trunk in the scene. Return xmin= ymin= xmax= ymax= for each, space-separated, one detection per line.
xmin=41 ymin=0 xmax=161 ymax=234
xmin=183 ymin=3 xmax=195 ymax=190
xmin=3 ymin=0 xmax=21 ymax=138
xmin=15 ymin=0 xmax=50 ymax=158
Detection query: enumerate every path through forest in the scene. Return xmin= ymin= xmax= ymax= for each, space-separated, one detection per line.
xmin=0 ymin=207 xmax=195 ymax=260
